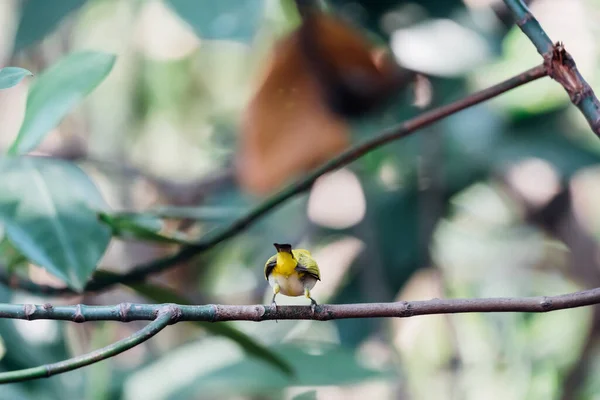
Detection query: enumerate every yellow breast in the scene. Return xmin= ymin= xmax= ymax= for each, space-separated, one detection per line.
xmin=272 ymin=252 xmax=297 ymax=276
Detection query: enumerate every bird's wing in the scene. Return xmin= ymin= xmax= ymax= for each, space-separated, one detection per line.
xmin=294 ymin=250 xmax=321 ymax=281
xmin=294 ymin=249 xmax=312 ymax=256
xmin=264 ymin=254 xmax=277 ymax=280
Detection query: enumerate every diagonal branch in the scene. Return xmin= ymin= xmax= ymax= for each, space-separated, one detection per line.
xmin=503 ymin=0 xmax=600 ymax=134
xmin=0 ymin=64 xmax=549 ymax=297
xmin=0 ymin=306 xmax=173 ymax=384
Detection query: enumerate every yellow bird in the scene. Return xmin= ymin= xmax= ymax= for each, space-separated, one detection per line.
xmin=264 ymin=243 xmax=321 ymax=311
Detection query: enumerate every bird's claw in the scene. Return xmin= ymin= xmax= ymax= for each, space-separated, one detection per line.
xmin=271 ymin=301 xmax=279 ymax=323
xmin=309 ymin=298 xmax=318 ymax=315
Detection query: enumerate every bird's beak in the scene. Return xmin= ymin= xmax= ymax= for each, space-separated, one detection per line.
xmin=273 ymin=243 xmax=292 ymax=254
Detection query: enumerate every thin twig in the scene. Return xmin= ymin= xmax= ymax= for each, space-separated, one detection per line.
xmin=1 ymin=285 xmax=599 ymax=323
xmin=503 ymin=0 xmax=600 ymax=134
xmin=0 ymin=64 xmax=549 ymax=296
xmin=0 ymin=306 xmax=173 ymax=384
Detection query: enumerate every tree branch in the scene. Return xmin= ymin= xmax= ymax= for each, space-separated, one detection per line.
xmin=0 ymin=64 xmax=549 ymax=296
xmin=1 ymin=285 xmax=599 ymax=323
xmin=0 ymin=306 xmax=173 ymax=384
xmin=503 ymin=0 xmax=600 ymax=134
xmin=1 ymin=285 xmax=598 ymax=383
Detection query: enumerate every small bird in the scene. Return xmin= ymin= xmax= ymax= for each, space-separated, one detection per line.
xmin=264 ymin=243 xmax=321 ymax=312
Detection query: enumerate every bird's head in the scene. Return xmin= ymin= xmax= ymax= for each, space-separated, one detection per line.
xmin=273 ymin=243 xmax=293 ymax=254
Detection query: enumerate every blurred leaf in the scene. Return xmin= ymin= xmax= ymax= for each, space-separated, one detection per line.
xmin=100 ymin=212 xmax=162 ymax=232
xmin=527 ymin=305 xmax=590 ymax=371
xmin=0 ymin=157 xmax=111 ymax=291
xmin=8 ymin=51 xmax=116 ymax=155
xmin=172 ymin=343 xmax=390 ymax=397
xmin=14 ymin=0 xmax=87 ymax=52
xmin=119 ymin=277 xmax=294 ymax=376
xmin=143 ymin=205 xmax=246 ymax=222
xmin=86 ymin=322 xmax=115 ymax=400
xmin=0 ymin=67 xmax=33 ymax=90
xmin=278 ymin=0 xmax=302 ymax=28
xmin=0 ymin=238 xmax=29 ymax=273
xmin=0 ymin=383 xmax=32 ymax=400
xmin=98 ymin=212 xmax=193 ymax=245
xmin=166 ymin=0 xmax=265 ymax=43
xmin=327 ymin=0 xmax=465 ymax=38
xmin=391 ymin=19 xmax=491 ymax=77
xmin=580 ymin=348 xmax=600 ymax=399
xmin=491 ymin=117 xmax=600 ymax=178
xmin=293 ymin=390 xmax=318 ymax=400
xmin=328 ymin=185 xmax=425 ymax=347
xmin=471 ymin=27 xmax=565 ymax=116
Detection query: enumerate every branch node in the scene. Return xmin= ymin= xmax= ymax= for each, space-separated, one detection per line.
xmin=209 ymin=304 xmax=219 ymax=322
xmin=119 ymin=302 xmax=132 ymax=322
xmin=403 ymin=302 xmax=414 ymax=317
xmin=23 ymin=304 xmax=35 ymax=321
xmin=42 ymin=303 xmax=53 ymax=311
xmin=318 ymin=306 xmax=333 ymax=321
xmin=544 ymin=42 xmax=586 ymax=103
xmin=163 ymin=304 xmax=182 ymax=324
xmin=73 ymin=304 xmax=85 ymax=323
xmin=255 ymin=305 xmax=266 ymax=321
xmin=540 ymin=296 xmax=553 ymax=310
xmin=516 ymin=12 xmax=533 ymax=27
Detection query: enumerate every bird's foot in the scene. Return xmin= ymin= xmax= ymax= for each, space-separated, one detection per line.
xmin=309 ymin=298 xmax=318 ymax=316
xmin=271 ymin=301 xmax=279 ymax=323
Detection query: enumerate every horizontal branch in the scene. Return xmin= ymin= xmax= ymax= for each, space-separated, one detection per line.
xmin=1 ymin=286 xmax=598 ymax=384
xmin=0 ymin=64 xmax=549 ymax=297
xmin=0 ymin=307 xmax=173 ymax=384
xmin=1 ymin=285 xmax=599 ymax=324
xmin=503 ymin=0 xmax=600 ymax=134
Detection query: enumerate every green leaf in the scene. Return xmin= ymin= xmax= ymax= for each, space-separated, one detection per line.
xmin=293 ymin=390 xmax=318 ymax=400
xmin=278 ymin=0 xmax=302 ymax=28
xmin=8 ymin=51 xmax=116 ymax=155
xmin=166 ymin=0 xmax=265 ymax=43
xmin=173 ymin=343 xmax=389 ymax=397
xmin=0 ymin=238 xmax=29 ymax=273
xmin=98 ymin=212 xmax=193 ymax=245
xmin=97 ymin=206 xmax=245 ymax=245
xmin=14 ymin=0 xmax=87 ymax=51
xmin=0 ymin=157 xmax=111 ymax=291
xmin=0 ymin=67 xmax=33 ymax=90
xmin=119 ymin=277 xmax=294 ymax=376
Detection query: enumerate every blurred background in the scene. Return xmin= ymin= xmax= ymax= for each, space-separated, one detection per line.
xmin=2 ymin=0 xmax=600 ymax=399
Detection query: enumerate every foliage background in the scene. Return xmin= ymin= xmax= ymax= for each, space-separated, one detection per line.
xmin=2 ymin=0 xmax=600 ymax=399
